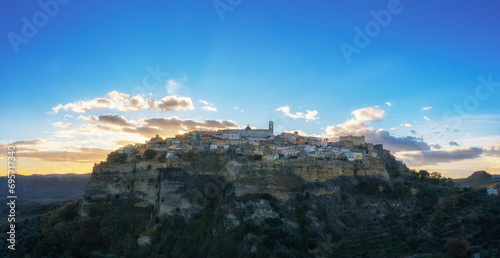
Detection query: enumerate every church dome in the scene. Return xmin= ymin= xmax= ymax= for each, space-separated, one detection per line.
xmin=245 ymin=125 xmax=251 ymax=130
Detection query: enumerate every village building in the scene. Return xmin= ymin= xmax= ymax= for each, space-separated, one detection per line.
xmin=217 ymin=121 xmax=274 ymax=138
xmin=487 ymin=188 xmax=498 ymax=196
xmin=339 ymin=135 xmax=366 ymax=146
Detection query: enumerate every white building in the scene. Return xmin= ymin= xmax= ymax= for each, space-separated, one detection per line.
xmin=487 ymin=188 xmax=498 ymax=196
xmin=222 ymin=133 xmax=240 ymax=140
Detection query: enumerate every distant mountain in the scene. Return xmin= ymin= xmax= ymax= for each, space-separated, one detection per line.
xmin=0 ymin=173 xmax=91 ymax=215
xmin=454 ymin=171 xmax=500 ymax=188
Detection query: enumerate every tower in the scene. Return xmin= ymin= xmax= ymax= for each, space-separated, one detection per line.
xmin=269 ymin=121 xmax=274 ymax=136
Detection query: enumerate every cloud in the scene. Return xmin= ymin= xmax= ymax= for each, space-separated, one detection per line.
xmin=150 ymin=96 xmax=194 ymax=112
xmin=483 ymin=141 xmax=500 ymax=157
xmin=234 ymin=106 xmax=244 ymax=113
xmin=52 ymin=122 xmax=72 ymax=129
xmin=369 ymin=130 xmax=430 ymax=152
xmin=52 ymin=91 xmax=194 ymax=113
xmin=19 ymin=148 xmax=110 ymax=163
xmin=324 ymin=118 xmax=373 ymax=136
xmin=113 ymin=140 xmax=137 ymax=146
xmin=389 ymin=127 xmax=397 ymax=131
xmin=324 ymin=107 xmax=430 ymax=152
xmin=410 ymin=130 xmax=417 ymax=134
xmin=125 ymin=117 xmax=239 ymax=138
xmin=0 ymin=139 xmax=110 ymax=163
xmin=423 ymin=116 xmax=430 ymax=121
xmin=400 ymin=123 xmax=412 ymax=128
xmin=422 ymin=107 xmax=432 ymax=111
xmin=61 ymin=113 xmax=241 ymax=139
xmin=351 ymin=107 xmax=385 ymax=122
xmin=430 ymin=144 xmax=442 ymax=149
xmin=166 ymin=79 xmax=181 ymax=95
xmin=385 ymin=102 xmax=393 ymax=107
xmin=397 ymin=147 xmax=483 ymax=166
xmin=78 ymin=114 xmax=133 ymax=127
xmin=199 ymin=100 xmax=217 ymax=112
xmin=9 ymin=139 xmax=46 ymax=146
xmin=449 ymin=141 xmax=460 ymax=146
xmin=276 ymin=106 xmax=319 ymax=121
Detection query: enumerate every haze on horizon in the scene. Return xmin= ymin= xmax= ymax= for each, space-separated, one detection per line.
xmin=1 ymin=0 xmax=499 ymax=178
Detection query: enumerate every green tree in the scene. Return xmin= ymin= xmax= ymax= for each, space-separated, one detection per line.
xmin=107 ymin=150 xmax=127 ymax=164
xmin=430 ymin=172 xmax=441 ymax=179
xmin=418 ymin=170 xmax=430 ymax=180
xmin=144 ymin=149 xmax=157 ymax=159
xmin=185 ymin=150 xmax=196 ymax=161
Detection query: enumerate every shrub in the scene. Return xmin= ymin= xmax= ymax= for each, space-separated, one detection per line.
xmin=144 ymin=149 xmax=157 ymax=159
xmin=265 ymin=217 xmax=283 ymax=227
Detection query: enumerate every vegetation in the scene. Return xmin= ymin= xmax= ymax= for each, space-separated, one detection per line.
xmin=2 ymin=154 xmax=499 ymax=257
xmin=143 ymin=149 xmax=157 ymax=159
xmin=107 ymin=150 xmax=127 ymax=164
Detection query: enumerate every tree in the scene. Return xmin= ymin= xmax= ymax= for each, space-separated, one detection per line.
xmin=185 ymin=150 xmax=196 ymax=161
xmin=445 ymin=238 xmax=470 ymax=258
xmin=418 ymin=170 xmax=430 ymax=180
xmin=107 ymin=150 xmax=127 ymax=164
xmin=144 ymin=149 xmax=157 ymax=159
xmin=251 ymin=154 xmax=262 ymax=161
xmin=430 ymin=172 xmax=441 ymax=179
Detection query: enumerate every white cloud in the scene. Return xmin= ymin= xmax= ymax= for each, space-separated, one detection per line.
xmin=400 ymin=123 xmax=412 ymax=128
xmin=324 ymin=106 xmax=430 ymax=152
xmin=52 ymin=122 xmax=72 ymax=129
xmin=483 ymin=141 xmax=500 ymax=157
xmin=389 ymin=127 xmax=398 ymax=131
xmin=234 ymin=107 xmax=244 ymax=113
xmin=385 ymin=102 xmax=393 ymax=107
xmin=199 ymin=100 xmax=217 ymax=112
xmin=423 ymin=116 xmax=430 ymax=121
xmin=422 ymin=106 xmax=432 ymax=111
xmin=202 ymin=106 xmax=217 ymax=112
xmin=351 ymin=106 xmax=385 ymax=122
xmin=276 ymin=106 xmax=319 ymax=121
xmin=52 ymin=91 xmax=194 ymax=113
xmin=166 ymin=79 xmax=181 ymax=95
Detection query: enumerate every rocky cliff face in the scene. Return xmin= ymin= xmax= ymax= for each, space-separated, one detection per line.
xmin=15 ymin=150 xmax=500 ymax=257
xmin=81 ymin=161 xmax=209 ymax=217
xmin=80 ymin=153 xmax=390 ymax=218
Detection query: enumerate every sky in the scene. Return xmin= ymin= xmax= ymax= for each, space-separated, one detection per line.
xmin=1 ymin=0 xmax=499 ymax=178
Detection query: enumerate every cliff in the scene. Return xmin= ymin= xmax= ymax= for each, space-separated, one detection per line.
xmin=81 ymin=152 xmax=390 ymax=217
xmin=7 ymin=149 xmax=500 ymax=257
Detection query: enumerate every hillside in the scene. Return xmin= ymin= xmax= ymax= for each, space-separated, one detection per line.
xmin=454 ymin=171 xmax=500 ymax=188
xmin=0 ymin=173 xmax=91 ymax=215
xmin=1 ymin=149 xmax=499 ymax=257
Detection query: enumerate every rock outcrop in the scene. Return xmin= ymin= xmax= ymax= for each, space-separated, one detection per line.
xmin=80 ymin=153 xmax=391 ymax=218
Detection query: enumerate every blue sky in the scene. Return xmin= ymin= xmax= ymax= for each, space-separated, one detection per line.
xmin=1 ymin=0 xmax=500 ymax=177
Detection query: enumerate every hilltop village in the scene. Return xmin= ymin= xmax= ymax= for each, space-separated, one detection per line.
xmin=112 ymin=121 xmax=382 ymax=164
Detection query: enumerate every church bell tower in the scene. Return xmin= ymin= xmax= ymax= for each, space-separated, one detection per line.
xmin=269 ymin=121 xmax=274 ymax=136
